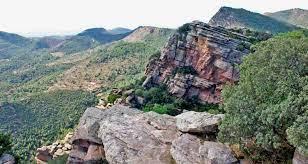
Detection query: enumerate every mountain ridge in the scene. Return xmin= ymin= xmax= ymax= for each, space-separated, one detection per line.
xmin=265 ymin=8 xmax=308 ymax=28
xmin=209 ymin=6 xmax=299 ymax=33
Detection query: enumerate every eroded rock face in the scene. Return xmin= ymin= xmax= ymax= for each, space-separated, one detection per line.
xmin=175 ymin=111 xmax=224 ymax=133
xmin=68 ymin=105 xmax=236 ymax=164
xmin=144 ymin=21 xmax=251 ymax=104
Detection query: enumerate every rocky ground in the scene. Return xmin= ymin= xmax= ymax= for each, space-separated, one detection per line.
xmin=35 ymin=132 xmax=73 ymax=163
xmin=66 ymin=104 xmax=239 ymax=163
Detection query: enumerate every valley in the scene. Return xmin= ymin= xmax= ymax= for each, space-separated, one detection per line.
xmin=0 ymin=5 xmax=307 ymax=164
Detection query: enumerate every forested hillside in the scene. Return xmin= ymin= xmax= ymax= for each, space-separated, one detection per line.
xmin=0 ymin=26 xmax=173 ymax=161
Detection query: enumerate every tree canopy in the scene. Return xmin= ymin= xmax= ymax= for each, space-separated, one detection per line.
xmin=218 ymin=30 xmax=308 ymax=162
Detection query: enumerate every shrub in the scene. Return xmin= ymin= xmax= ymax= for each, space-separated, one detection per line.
xmin=172 ymin=66 xmax=198 ymax=76
xmin=178 ymin=23 xmax=190 ymax=34
xmin=0 ymin=133 xmax=12 ymax=155
xmin=107 ymin=93 xmax=121 ymax=104
xmin=218 ymin=31 xmax=308 ymax=162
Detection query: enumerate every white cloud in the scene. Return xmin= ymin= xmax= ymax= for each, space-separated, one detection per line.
xmin=1 ymin=0 xmax=307 ymax=36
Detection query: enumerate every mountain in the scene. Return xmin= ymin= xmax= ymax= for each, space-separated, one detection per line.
xmin=209 ymin=7 xmax=298 ymax=33
xmin=0 ymin=31 xmax=32 ymax=46
xmin=0 ymin=31 xmax=33 ymax=58
xmin=54 ymin=28 xmax=132 ymax=54
xmin=108 ymin=27 xmax=132 ymax=34
xmin=34 ymin=36 xmax=69 ymax=49
xmin=265 ymin=8 xmax=308 ymax=28
xmin=123 ymin=26 xmax=173 ymax=42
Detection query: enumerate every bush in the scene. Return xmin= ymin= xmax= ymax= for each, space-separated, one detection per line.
xmin=172 ymin=66 xmax=198 ymax=76
xmin=0 ymin=133 xmax=12 ymax=155
xmin=218 ymin=31 xmax=308 ymax=162
xmin=107 ymin=93 xmax=121 ymax=104
xmin=143 ymin=103 xmax=179 ymax=115
xmin=178 ymin=23 xmax=190 ymax=34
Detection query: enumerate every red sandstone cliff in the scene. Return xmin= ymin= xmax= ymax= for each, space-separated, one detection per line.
xmin=143 ymin=21 xmax=251 ymax=104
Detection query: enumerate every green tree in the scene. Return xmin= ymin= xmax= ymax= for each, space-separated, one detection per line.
xmin=218 ymin=30 xmax=308 ymax=162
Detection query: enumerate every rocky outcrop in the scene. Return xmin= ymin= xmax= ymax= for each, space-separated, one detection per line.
xmin=143 ymin=21 xmax=252 ymax=104
xmin=0 ymin=154 xmax=15 ymax=164
xmin=68 ymin=105 xmax=237 ymax=163
xmin=35 ymin=132 xmax=73 ymax=163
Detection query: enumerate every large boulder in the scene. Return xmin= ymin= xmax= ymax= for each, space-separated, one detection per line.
xmin=68 ymin=105 xmax=179 ymax=163
xmin=171 ymin=133 xmax=238 ymax=164
xmin=0 ymin=154 xmax=15 ymax=164
xmin=68 ymin=105 xmax=237 ymax=164
xmin=35 ymin=146 xmax=52 ymax=163
xmin=175 ymin=111 xmax=224 ymax=133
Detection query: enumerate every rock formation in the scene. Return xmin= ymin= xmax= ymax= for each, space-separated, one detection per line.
xmin=35 ymin=132 xmax=73 ymax=163
xmin=0 ymin=154 xmax=15 ymax=164
xmin=67 ymin=104 xmax=238 ymax=164
xmin=143 ymin=21 xmax=251 ymax=104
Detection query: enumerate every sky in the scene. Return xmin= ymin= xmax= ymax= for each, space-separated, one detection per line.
xmin=1 ymin=0 xmax=307 ymax=36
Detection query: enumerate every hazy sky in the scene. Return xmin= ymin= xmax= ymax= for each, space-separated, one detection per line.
xmin=1 ymin=0 xmax=307 ymax=36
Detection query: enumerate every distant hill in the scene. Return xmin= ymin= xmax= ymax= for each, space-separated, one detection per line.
xmin=209 ymin=7 xmax=298 ymax=33
xmin=54 ymin=28 xmax=132 ymax=54
xmin=0 ymin=31 xmax=31 ymax=47
xmin=265 ymin=8 xmax=308 ymax=28
xmin=108 ymin=27 xmax=132 ymax=34
xmin=123 ymin=26 xmax=173 ymax=42
xmin=0 ymin=31 xmax=35 ymax=59
xmin=34 ymin=36 xmax=69 ymax=49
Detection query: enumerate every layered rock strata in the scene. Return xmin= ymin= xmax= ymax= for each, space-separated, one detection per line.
xmin=143 ymin=21 xmax=251 ymax=103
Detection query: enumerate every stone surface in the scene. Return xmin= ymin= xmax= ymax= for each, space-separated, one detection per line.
xmin=175 ymin=111 xmax=224 ymax=133
xmin=293 ymin=149 xmax=308 ymax=164
xmin=0 ymin=154 xmax=15 ymax=164
xmin=171 ymin=133 xmax=238 ymax=164
xmin=68 ymin=105 xmax=238 ymax=164
xmin=170 ymin=133 xmax=203 ymax=164
xmin=35 ymin=146 xmax=52 ymax=163
xmin=200 ymin=141 xmax=238 ymax=164
xmin=144 ymin=21 xmax=251 ymax=104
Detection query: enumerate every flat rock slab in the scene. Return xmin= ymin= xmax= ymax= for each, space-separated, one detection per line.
xmin=175 ymin=111 xmax=224 ymax=133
